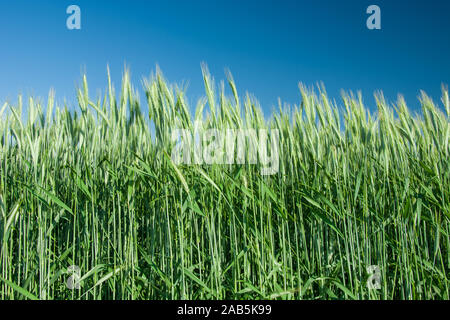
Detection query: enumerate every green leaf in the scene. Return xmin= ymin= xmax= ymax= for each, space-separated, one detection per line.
xmin=0 ymin=277 xmax=39 ymax=300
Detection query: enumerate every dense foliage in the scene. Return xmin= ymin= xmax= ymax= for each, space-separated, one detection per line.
xmin=0 ymin=67 xmax=449 ymax=299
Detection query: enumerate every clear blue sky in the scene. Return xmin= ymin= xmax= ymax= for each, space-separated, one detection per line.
xmin=0 ymin=0 xmax=449 ymax=114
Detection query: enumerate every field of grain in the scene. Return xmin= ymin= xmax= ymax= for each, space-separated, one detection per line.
xmin=0 ymin=67 xmax=449 ymax=299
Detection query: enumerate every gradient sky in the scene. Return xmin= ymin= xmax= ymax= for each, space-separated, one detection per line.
xmin=0 ymin=0 xmax=449 ymax=115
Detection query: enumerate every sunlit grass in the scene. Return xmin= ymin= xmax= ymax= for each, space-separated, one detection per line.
xmin=0 ymin=66 xmax=449 ymax=300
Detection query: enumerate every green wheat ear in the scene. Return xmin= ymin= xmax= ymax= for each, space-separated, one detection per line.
xmin=0 ymin=65 xmax=448 ymax=300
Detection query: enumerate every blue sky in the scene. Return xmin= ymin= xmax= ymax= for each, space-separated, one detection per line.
xmin=0 ymin=0 xmax=449 ymax=115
